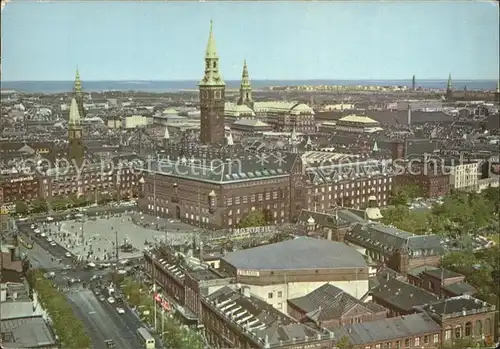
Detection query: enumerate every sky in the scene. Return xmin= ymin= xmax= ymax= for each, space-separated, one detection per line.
xmin=1 ymin=1 xmax=499 ymax=81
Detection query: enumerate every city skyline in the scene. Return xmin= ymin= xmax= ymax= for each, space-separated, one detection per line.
xmin=2 ymin=1 xmax=499 ymax=81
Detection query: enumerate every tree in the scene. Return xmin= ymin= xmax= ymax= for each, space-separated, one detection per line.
xmin=26 ymin=270 xmax=91 ymax=348
xmin=381 ymin=205 xmax=430 ymax=235
xmin=14 ymin=200 xmax=29 ymax=215
xmin=389 ymin=183 xmax=422 ymax=206
xmin=237 ymin=210 xmax=267 ymax=228
xmin=336 ymin=335 xmax=354 ymax=349
xmin=50 ymin=197 xmax=71 ymax=211
xmin=31 ymin=198 xmax=48 ymax=214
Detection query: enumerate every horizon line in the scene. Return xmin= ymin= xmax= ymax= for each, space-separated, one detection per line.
xmin=3 ymin=78 xmax=498 ymax=83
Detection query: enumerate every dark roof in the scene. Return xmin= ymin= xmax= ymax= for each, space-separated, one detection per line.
xmin=421 ymin=295 xmax=493 ymax=316
xmin=334 ymin=313 xmax=441 ymax=345
xmin=297 ymin=209 xmax=365 ymax=228
xmin=205 ymin=286 xmax=331 ymax=347
xmin=371 ymin=278 xmax=440 ymax=312
xmin=443 ymin=282 xmax=477 ymax=296
xmin=348 ymin=222 xmax=444 ymax=254
xmin=0 ymin=269 xmax=23 ymax=284
xmin=423 ymin=268 xmax=463 ymax=280
xmin=223 ymin=237 xmax=367 ymax=271
xmin=288 ymin=284 xmax=386 ymax=322
xmin=146 ymin=151 xmax=298 ymax=184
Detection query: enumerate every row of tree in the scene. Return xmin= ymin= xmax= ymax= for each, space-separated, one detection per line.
xmin=14 ymin=192 xmax=119 ymax=215
xmin=120 ymin=277 xmax=204 ymax=349
xmin=27 ymin=269 xmax=91 ymax=349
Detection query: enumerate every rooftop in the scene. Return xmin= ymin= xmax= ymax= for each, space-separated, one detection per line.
xmin=422 ymin=268 xmax=463 ymax=280
xmin=223 ymin=237 xmax=367 ymax=271
xmin=334 ymin=313 xmax=441 ymax=345
xmin=421 ymin=295 xmax=496 ymax=318
xmin=205 ymin=286 xmax=330 ymax=347
xmin=1 ymin=316 xmax=56 ymax=348
xmin=146 ymin=152 xmax=297 ymax=184
xmin=288 ymin=284 xmax=386 ymax=322
xmin=371 ymin=277 xmax=440 ymax=312
xmin=338 ymin=114 xmax=380 ymax=125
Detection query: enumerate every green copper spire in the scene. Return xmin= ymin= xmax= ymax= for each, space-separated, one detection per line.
xmin=200 ymin=20 xmax=224 ymax=86
xmin=238 ymin=59 xmax=253 ymax=105
xmin=241 ymin=60 xmax=250 ymax=87
xmin=205 ymin=20 xmax=217 ymax=59
xmin=74 ymin=67 xmax=82 ymax=95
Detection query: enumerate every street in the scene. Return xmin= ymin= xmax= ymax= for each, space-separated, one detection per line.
xmin=67 ymin=288 xmax=143 ymax=349
xmin=20 ymin=238 xmax=148 ymax=349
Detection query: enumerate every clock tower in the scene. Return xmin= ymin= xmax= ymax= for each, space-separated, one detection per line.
xmin=199 ymin=20 xmax=225 ymax=146
xmin=68 ymin=98 xmax=85 ymax=166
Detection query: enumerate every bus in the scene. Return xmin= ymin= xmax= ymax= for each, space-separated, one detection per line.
xmin=136 ymin=327 xmax=155 ymax=349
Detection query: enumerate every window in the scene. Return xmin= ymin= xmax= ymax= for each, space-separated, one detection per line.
xmin=424 ymin=335 xmax=429 ymax=344
xmin=414 ymin=337 xmax=419 ymax=346
xmin=433 ymin=334 xmax=439 ymax=343
xmin=455 ymin=326 xmax=462 ymax=339
xmin=445 ymin=329 xmax=451 ymax=340
xmin=268 ymin=293 xmax=273 ymax=299
xmin=277 ymin=291 xmax=282 ymax=297
xmin=465 ymin=322 xmax=472 ymax=337
xmin=404 ymin=339 xmax=410 ymax=347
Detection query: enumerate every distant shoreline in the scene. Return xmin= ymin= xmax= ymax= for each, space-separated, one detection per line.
xmin=1 ymin=79 xmax=497 ymax=94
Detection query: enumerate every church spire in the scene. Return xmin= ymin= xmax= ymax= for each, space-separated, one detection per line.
xmin=200 ymin=20 xmax=224 ymax=86
xmin=73 ymin=67 xmax=85 ymax=118
xmin=74 ymin=67 xmax=82 ymax=95
xmin=446 ymin=73 xmax=453 ymax=101
xmin=205 ymin=20 xmax=217 ymax=59
xmin=68 ymin=98 xmax=81 ymax=126
xmin=238 ymin=59 xmax=253 ymax=106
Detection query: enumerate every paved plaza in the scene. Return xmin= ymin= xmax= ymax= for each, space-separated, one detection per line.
xmin=48 ymin=214 xmax=197 ymax=262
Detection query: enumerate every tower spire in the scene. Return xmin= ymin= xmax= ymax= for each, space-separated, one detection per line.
xmin=68 ymin=98 xmax=81 ymax=126
xmin=73 ymin=67 xmax=85 ymax=118
xmin=205 ymin=19 xmax=217 ymax=59
xmin=200 ymin=20 xmax=224 ymax=86
xmin=446 ymin=73 xmax=453 ymax=101
xmin=199 ymin=20 xmax=226 ymax=146
xmin=238 ymin=59 xmax=253 ymax=106
xmin=74 ymin=67 xmax=82 ymax=95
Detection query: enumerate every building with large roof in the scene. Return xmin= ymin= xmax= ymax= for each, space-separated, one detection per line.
xmin=318 ymin=114 xmax=383 ymax=134
xmin=224 ymin=61 xmax=316 ymax=133
xmin=219 ymin=237 xmax=369 ymax=313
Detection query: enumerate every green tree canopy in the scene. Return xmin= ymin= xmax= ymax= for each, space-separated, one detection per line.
xmin=14 ymin=200 xmax=29 ymax=215
xmin=50 ymin=197 xmax=71 ymax=211
xmin=31 ymin=198 xmax=48 ymax=214
xmin=381 ymin=205 xmax=430 ymax=235
xmin=237 ymin=210 xmax=267 ymax=228
xmin=336 ymin=335 xmax=354 ymax=349
xmin=27 ymin=270 xmax=91 ymax=349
